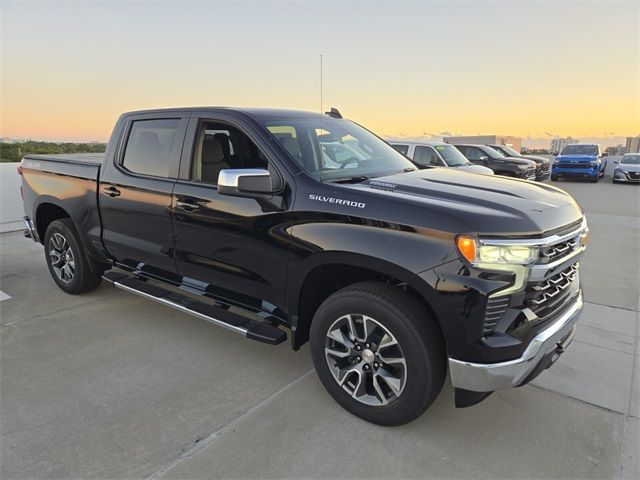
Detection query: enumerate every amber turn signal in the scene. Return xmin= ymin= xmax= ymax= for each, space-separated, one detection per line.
xmin=579 ymin=230 xmax=589 ymax=248
xmin=456 ymin=236 xmax=476 ymax=263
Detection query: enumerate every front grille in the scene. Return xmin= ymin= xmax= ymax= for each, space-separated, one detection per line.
xmin=558 ymin=162 xmax=590 ymax=169
xmin=628 ymin=172 xmax=640 ymax=179
xmin=525 ymin=263 xmax=578 ymax=317
xmin=537 ymin=164 xmax=550 ymax=175
xmin=483 ymin=296 xmax=511 ymax=334
xmin=539 ymin=236 xmax=578 ymax=263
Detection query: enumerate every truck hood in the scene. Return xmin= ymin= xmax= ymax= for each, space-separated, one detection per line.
xmin=451 ymin=164 xmax=494 ymax=175
xmin=501 ymin=156 xmax=536 ymax=166
xmin=556 ymin=154 xmax=598 ymax=164
xmin=521 ymin=155 xmax=550 ymax=165
xmin=344 ymin=168 xmax=583 ymax=236
xmin=617 ymin=163 xmax=640 ymax=173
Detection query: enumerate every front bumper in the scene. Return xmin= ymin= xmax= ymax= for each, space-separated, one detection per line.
xmin=613 ymin=171 xmax=640 ymax=183
xmin=552 ymin=166 xmax=598 ymax=178
xmin=448 ymin=292 xmax=583 ymax=392
xmin=535 ymin=165 xmax=550 ymax=181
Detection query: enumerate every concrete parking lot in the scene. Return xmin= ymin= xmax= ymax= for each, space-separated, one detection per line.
xmin=1 ymin=161 xmax=638 ymax=479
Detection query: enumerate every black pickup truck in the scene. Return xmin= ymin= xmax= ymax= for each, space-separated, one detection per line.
xmin=453 ymin=144 xmax=538 ymax=181
xmin=20 ymin=107 xmax=587 ymax=425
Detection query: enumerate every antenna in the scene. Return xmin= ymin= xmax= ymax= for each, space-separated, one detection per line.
xmin=320 ymin=53 xmax=323 ymax=123
xmin=320 ymin=53 xmax=323 ymax=183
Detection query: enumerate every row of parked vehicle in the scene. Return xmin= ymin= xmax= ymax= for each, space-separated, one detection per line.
xmin=387 ymin=139 xmax=640 ymax=185
xmin=387 ymin=140 xmax=550 ymax=182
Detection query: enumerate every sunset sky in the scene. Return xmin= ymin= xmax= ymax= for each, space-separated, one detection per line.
xmin=1 ymin=0 xmax=638 ymax=147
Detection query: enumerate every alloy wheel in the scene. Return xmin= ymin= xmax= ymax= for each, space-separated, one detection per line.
xmin=48 ymin=233 xmax=75 ymax=284
xmin=324 ymin=314 xmax=407 ymax=406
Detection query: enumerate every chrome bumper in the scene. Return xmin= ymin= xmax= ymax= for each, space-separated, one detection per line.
xmin=448 ymin=292 xmax=583 ymax=392
xmin=23 ymin=216 xmax=38 ymax=242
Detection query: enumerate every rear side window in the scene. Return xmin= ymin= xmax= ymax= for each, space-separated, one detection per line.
xmin=122 ymin=119 xmax=181 ymax=177
xmin=391 ymin=144 xmax=409 ymax=155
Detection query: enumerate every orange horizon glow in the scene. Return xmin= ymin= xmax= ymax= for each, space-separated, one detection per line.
xmin=1 ymin=1 xmax=638 ymax=146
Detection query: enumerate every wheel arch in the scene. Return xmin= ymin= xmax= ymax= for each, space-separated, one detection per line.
xmin=35 ymin=199 xmax=71 ymax=242
xmin=34 ymin=198 xmax=110 ymax=271
xmin=289 ymin=252 xmax=443 ymax=350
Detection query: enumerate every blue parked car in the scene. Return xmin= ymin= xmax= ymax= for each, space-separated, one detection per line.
xmin=551 ymin=144 xmax=607 ymax=183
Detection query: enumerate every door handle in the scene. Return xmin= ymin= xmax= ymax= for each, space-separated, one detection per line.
xmin=176 ymin=200 xmax=200 ymax=212
xmin=103 ymin=186 xmax=121 ymax=197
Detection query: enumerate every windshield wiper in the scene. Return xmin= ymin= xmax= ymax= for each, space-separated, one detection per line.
xmin=330 ymin=175 xmax=370 ymax=184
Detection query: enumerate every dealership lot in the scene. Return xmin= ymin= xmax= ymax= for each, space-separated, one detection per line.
xmin=1 ymin=161 xmax=638 ymax=479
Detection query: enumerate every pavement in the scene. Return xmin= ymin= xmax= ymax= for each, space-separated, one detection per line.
xmin=1 ymin=159 xmax=638 ymax=479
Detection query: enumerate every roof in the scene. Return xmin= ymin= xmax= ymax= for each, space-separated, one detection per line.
xmin=385 ymin=138 xmax=447 ymax=146
xmin=123 ymin=106 xmax=332 ymax=119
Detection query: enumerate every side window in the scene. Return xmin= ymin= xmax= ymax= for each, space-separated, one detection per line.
xmin=414 ymin=146 xmax=443 ymax=166
xmin=191 ymin=122 xmax=269 ymax=184
xmin=122 ymin=119 xmax=181 ymax=178
xmin=456 ymin=146 xmax=468 ymax=157
xmin=391 ymin=144 xmax=409 ymax=155
xmin=465 ymin=147 xmax=485 ymax=161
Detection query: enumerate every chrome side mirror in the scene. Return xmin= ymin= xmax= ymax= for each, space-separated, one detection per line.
xmin=217 ymin=169 xmax=273 ymax=197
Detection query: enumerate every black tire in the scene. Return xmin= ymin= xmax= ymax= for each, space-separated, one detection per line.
xmin=550 ymin=175 xmax=558 ymax=181
xmin=44 ymin=218 xmax=103 ymax=294
xmin=310 ymin=281 xmax=446 ymax=426
xmin=590 ymin=175 xmax=599 ymax=183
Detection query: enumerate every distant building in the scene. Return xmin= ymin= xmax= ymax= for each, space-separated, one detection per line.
xmin=625 ymin=136 xmax=640 ymax=153
xmin=550 ymin=137 xmax=579 ymax=154
xmin=442 ymin=135 xmax=522 ymax=152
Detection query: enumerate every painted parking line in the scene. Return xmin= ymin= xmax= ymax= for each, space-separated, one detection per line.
xmin=0 ymin=290 xmax=12 ymax=302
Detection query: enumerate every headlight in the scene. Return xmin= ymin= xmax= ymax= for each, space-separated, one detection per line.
xmin=590 ymin=160 xmax=599 ymax=167
xmin=456 ymin=236 xmax=538 ymax=266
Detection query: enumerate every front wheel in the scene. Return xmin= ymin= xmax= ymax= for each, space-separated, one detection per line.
xmin=44 ymin=219 xmax=103 ymax=294
xmin=590 ymin=175 xmax=599 ymax=183
xmin=550 ymin=175 xmax=558 ymax=181
xmin=310 ymin=282 xmax=446 ymax=426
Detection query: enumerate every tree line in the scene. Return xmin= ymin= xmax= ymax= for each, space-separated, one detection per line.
xmin=0 ymin=141 xmax=107 ymax=163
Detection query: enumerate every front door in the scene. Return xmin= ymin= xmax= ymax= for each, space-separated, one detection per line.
xmin=171 ymin=116 xmax=292 ymax=319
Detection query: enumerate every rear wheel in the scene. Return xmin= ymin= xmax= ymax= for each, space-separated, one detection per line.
xmin=310 ymin=282 xmax=446 ymax=426
xmin=44 ymin=219 xmax=103 ymax=294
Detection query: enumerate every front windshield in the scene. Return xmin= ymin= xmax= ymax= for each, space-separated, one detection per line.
xmin=261 ymin=116 xmax=415 ymax=181
xmin=621 ymin=154 xmax=640 ymax=165
xmin=433 ymin=144 xmax=469 ymax=166
xmin=484 ymin=146 xmax=505 ymax=158
xmin=499 ymin=145 xmax=521 ymax=157
xmin=561 ymin=145 xmax=599 ymax=156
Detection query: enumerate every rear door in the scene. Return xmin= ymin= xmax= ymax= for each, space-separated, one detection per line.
xmin=171 ymin=113 xmax=292 ymax=319
xmin=99 ymin=112 xmax=189 ymax=277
